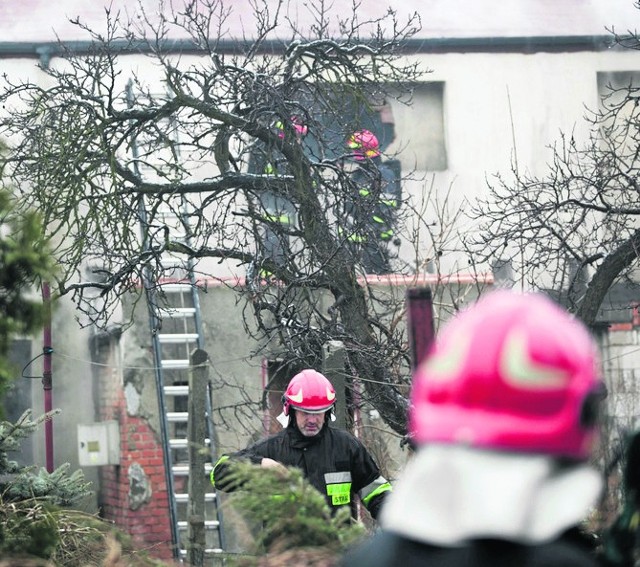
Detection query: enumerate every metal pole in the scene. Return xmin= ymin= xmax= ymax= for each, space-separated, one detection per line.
xmin=42 ymin=281 xmax=54 ymax=472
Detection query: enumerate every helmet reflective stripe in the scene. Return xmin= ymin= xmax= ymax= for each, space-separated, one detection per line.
xmin=500 ymin=329 xmax=570 ymax=388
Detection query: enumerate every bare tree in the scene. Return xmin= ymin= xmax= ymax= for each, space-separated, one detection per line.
xmin=465 ymin=29 xmax=640 ymax=327
xmin=0 ymin=0 xmax=439 ymax=435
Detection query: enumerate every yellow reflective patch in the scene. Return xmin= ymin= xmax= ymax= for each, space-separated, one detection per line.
xmin=326 ymin=482 xmax=351 ymax=506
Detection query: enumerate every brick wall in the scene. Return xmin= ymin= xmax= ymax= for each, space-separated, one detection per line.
xmin=91 ymin=331 xmax=174 ymax=562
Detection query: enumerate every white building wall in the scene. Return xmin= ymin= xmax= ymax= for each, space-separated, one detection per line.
xmin=0 ymin=7 xmax=638 ymax=514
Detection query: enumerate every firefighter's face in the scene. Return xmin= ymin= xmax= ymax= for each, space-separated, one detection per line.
xmin=295 ymin=410 xmax=325 ymax=436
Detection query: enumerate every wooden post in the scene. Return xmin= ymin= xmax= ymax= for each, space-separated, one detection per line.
xmin=322 ymin=341 xmax=347 ymax=429
xmin=187 ymin=348 xmax=208 ymax=566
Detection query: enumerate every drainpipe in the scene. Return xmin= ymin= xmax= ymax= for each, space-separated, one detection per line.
xmin=0 ymin=34 xmax=620 ymax=67
xmin=42 ymin=281 xmax=54 ymax=473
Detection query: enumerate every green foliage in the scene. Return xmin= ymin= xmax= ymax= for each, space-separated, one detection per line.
xmin=224 ymin=462 xmax=365 ymax=565
xmin=0 ymin=410 xmax=91 ymax=506
xmin=0 ymin=499 xmax=59 ymax=559
xmin=48 ymin=509 xmax=173 ymax=567
xmin=0 ymin=186 xmax=55 ymax=399
xmin=0 ymin=498 xmax=173 ymax=566
xmin=4 ymin=463 xmax=92 ymax=507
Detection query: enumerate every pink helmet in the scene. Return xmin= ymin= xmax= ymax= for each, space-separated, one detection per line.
xmin=276 ymin=117 xmax=308 ymax=139
xmin=283 ymin=369 xmax=336 ymax=415
xmin=410 ymin=290 xmax=603 ymax=460
xmin=347 ymin=129 xmax=380 ymax=160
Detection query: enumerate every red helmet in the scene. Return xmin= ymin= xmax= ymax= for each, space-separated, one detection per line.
xmin=347 ymin=129 xmax=380 ymax=160
xmin=410 ymin=290 xmax=603 ymax=460
xmin=283 ymin=369 xmax=336 ymax=415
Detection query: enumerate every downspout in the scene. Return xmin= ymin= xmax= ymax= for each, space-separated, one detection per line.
xmin=42 ymin=281 xmax=54 ymax=473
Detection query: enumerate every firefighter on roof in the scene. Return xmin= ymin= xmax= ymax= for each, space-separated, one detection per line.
xmin=343 ymin=129 xmax=401 ymax=275
xmin=248 ymin=117 xmax=308 ymax=276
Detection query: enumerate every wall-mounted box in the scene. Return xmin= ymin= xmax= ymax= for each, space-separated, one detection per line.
xmin=77 ymin=421 xmax=120 ymax=466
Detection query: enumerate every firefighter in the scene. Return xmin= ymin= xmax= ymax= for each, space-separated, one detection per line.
xmin=343 ymin=129 xmax=401 ymax=275
xmin=211 ymin=369 xmax=392 ymax=520
xmin=248 ymin=118 xmax=307 ymax=275
xmin=343 ymin=290 xmax=605 ymax=566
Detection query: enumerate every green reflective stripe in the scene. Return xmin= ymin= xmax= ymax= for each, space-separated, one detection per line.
xmin=380 ymin=198 xmax=397 ymax=207
xmin=338 ymin=226 xmax=367 ymax=243
xmin=362 ymin=482 xmax=392 ymax=507
xmin=372 ymin=215 xmax=385 ymax=224
xmin=264 ymin=163 xmax=276 ymax=174
xmin=263 ymin=214 xmax=291 ymax=224
xmin=326 ymin=483 xmax=351 ymax=496
xmin=380 ymin=230 xmax=394 ymax=240
xmin=326 ymin=482 xmax=352 ymax=506
xmin=360 ymin=476 xmax=392 ymax=505
xmin=210 ymin=455 xmax=230 ymax=487
xmin=359 ymin=189 xmax=371 ymax=197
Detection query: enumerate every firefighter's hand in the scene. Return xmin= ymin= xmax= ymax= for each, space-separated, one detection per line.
xmin=261 ymin=458 xmax=289 ymax=477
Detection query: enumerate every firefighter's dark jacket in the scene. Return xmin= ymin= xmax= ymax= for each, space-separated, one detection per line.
xmin=211 ymin=421 xmax=391 ymax=519
xmin=342 ymin=528 xmax=602 ymax=567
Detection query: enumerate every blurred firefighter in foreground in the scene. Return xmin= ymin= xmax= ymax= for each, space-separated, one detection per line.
xmin=211 ymin=369 xmax=392 ymax=520
xmin=343 ymin=129 xmax=401 ymax=275
xmin=343 ymin=290 xmax=605 ymax=566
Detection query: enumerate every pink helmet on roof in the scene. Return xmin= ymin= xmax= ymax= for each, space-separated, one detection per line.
xmin=276 ymin=117 xmax=308 ymax=139
xmin=283 ymin=369 xmax=336 ymax=415
xmin=347 ymin=129 xmax=380 ymax=160
xmin=410 ymin=290 xmax=603 ymax=460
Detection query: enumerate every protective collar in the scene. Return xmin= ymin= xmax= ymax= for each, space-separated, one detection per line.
xmin=381 ymin=444 xmax=602 ymax=546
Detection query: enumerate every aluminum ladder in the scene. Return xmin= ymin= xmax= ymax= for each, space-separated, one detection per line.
xmin=126 ymin=80 xmax=226 ymax=563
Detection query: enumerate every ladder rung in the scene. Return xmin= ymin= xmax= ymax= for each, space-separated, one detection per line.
xmin=160 ymin=283 xmax=193 ymax=293
xmin=177 ymin=520 xmax=220 ymax=530
xmin=158 ymin=307 xmax=197 ymax=317
xmin=174 ymin=492 xmax=217 ymax=503
xmin=158 ymin=333 xmax=199 ymax=343
xmin=173 ymin=463 xmax=213 ymax=476
xmin=161 ymin=360 xmax=190 ymax=369
xmin=160 ymin=256 xmax=186 ymax=269
xmin=167 ymin=412 xmax=189 ymax=422
xmin=169 ymin=438 xmax=211 ymax=449
xmin=164 ymin=385 xmax=189 ymax=396
xmin=179 ymin=548 xmax=224 ymax=557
